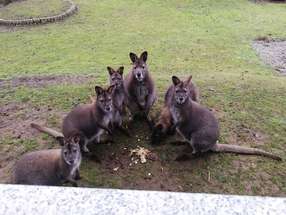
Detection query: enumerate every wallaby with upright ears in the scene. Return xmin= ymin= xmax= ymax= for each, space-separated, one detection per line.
xmin=169 ymin=76 xmax=282 ymax=161
xmin=124 ymin=51 xmax=156 ymax=127
xmin=151 ymin=75 xmax=199 ymax=144
xmin=107 ymin=66 xmax=129 ymax=135
xmin=32 ymin=85 xmax=115 ymax=153
xmin=13 ymin=133 xmax=82 ymax=186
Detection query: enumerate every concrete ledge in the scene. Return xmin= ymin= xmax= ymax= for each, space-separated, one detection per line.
xmin=0 ymin=184 xmax=285 ymax=215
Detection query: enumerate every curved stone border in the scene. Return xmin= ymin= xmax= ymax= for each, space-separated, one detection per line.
xmin=0 ymin=0 xmax=78 ymax=26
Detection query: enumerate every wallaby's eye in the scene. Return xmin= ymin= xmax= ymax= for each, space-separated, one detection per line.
xmin=142 ymin=65 xmax=145 ymax=69
xmin=64 ymin=151 xmax=68 ymax=156
xmin=73 ymin=149 xmax=77 ymax=153
xmin=100 ymin=99 xmax=104 ymax=102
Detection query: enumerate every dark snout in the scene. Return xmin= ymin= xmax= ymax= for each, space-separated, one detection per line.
xmin=134 ymin=70 xmax=144 ymax=82
xmin=105 ymin=106 xmax=112 ymax=112
xmin=176 ymin=95 xmax=186 ymax=104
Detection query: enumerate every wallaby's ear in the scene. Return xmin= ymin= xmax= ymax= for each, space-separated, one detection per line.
xmin=118 ymin=66 xmax=124 ymax=75
xmin=107 ymin=85 xmax=115 ymax=94
xmin=140 ymin=51 xmax=148 ymax=62
xmin=107 ymin=66 xmax=115 ymax=75
xmin=185 ymin=75 xmax=192 ymax=84
xmin=95 ymin=86 xmax=103 ymax=96
xmin=172 ymin=76 xmax=181 ymax=86
xmin=56 ymin=136 xmax=65 ymax=146
xmin=129 ymin=52 xmax=138 ymax=63
xmin=73 ymin=135 xmax=81 ymax=144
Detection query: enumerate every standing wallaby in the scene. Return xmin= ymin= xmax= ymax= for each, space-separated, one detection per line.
xmin=31 ymin=85 xmax=115 ymax=153
xmin=151 ymin=75 xmax=199 ymax=144
xmin=169 ymin=76 xmax=282 ymax=161
xmin=13 ymin=134 xmax=82 ymax=186
xmin=124 ymin=51 xmax=156 ymax=127
xmin=62 ymin=85 xmax=115 ymax=152
xmin=107 ymin=66 xmax=129 ymax=136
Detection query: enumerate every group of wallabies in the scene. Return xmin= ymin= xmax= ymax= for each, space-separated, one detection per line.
xmin=13 ymin=51 xmax=282 ymax=187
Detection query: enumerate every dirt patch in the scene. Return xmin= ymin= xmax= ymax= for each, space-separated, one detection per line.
xmin=0 ymin=102 xmax=65 ymax=139
xmin=78 ymin=119 xmax=183 ymax=191
xmin=0 ymin=74 xmax=96 ymax=89
xmin=253 ymin=38 xmax=286 ymax=75
xmin=99 ymin=146 xmax=181 ymax=191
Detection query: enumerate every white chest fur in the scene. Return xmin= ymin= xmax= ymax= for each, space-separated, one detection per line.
xmin=69 ymin=154 xmax=82 ymax=178
xmin=136 ymin=85 xmax=148 ymax=106
xmin=170 ymin=105 xmax=182 ymax=125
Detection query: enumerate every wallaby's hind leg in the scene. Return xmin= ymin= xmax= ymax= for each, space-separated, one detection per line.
xmin=74 ymin=169 xmax=81 ymax=180
xmin=190 ymin=131 xmax=216 ymax=154
xmin=144 ymin=113 xmax=154 ymax=130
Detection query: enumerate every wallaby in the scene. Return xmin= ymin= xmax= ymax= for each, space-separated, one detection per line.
xmin=32 ymin=85 xmax=115 ymax=153
xmin=124 ymin=51 xmax=156 ymax=127
xmin=169 ymin=76 xmax=282 ymax=161
xmin=107 ymin=66 xmax=129 ymax=136
xmin=13 ymin=134 xmax=82 ymax=186
xmin=151 ymin=75 xmax=199 ymax=144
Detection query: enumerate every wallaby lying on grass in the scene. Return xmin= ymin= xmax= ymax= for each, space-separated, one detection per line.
xmin=107 ymin=66 xmax=129 ymax=136
xmin=13 ymin=134 xmax=82 ymax=186
xmin=124 ymin=51 xmax=156 ymax=127
xmin=169 ymin=76 xmax=282 ymax=161
xmin=151 ymin=75 xmax=199 ymax=144
xmin=32 ymin=85 xmax=115 ymax=153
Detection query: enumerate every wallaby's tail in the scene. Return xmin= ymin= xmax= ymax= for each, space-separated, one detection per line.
xmin=211 ymin=144 xmax=282 ymax=161
xmin=31 ymin=123 xmax=64 ymax=138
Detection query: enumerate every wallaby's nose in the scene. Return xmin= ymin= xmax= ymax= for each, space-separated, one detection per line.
xmin=106 ymin=106 xmax=111 ymax=111
xmin=179 ymin=97 xmax=184 ymax=102
xmin=69 ymin=160 xmax=74 ymax=164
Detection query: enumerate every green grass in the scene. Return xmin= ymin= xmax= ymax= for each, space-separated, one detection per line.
xmin=0 ymin=0 xmax=285 ymax=196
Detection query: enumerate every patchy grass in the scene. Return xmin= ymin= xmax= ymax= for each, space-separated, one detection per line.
xmin=0 ymin=0 xmax=285 ymax=196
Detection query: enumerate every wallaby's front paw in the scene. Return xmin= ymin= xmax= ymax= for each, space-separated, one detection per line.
xmin=82 ymin=146 xmax=90 ymax=153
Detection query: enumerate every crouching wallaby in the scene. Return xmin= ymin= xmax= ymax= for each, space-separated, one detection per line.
xmin=169 ymin=76 xmax=282 ymax=161
xmin=107 ymin=66 xmax=129 ymax=136
xmin=13 ymin=134 xmax=82 ymax=186
xmin=124 ymin=51 xmax=156 ymax=128
xmin=151 ymin=75 xmax=199 ymax=144
xmin=32 ymin=85 xmax=115 ymax=153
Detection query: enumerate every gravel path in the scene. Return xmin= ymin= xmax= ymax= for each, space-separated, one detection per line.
xmin=253 ymin=39 xmax=286 ymax=75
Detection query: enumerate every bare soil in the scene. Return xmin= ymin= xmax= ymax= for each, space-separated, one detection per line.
xmin=253 ymin=38 xmax=286 ymax=75
xmin=0 ymin=102 xmax=65 ymax=139
xmin=0 ymin=74 xmax=96 ymax=89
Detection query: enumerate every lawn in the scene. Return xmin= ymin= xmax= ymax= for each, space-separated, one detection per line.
xmin=0 ymin=0 xmax=285 ymax=196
